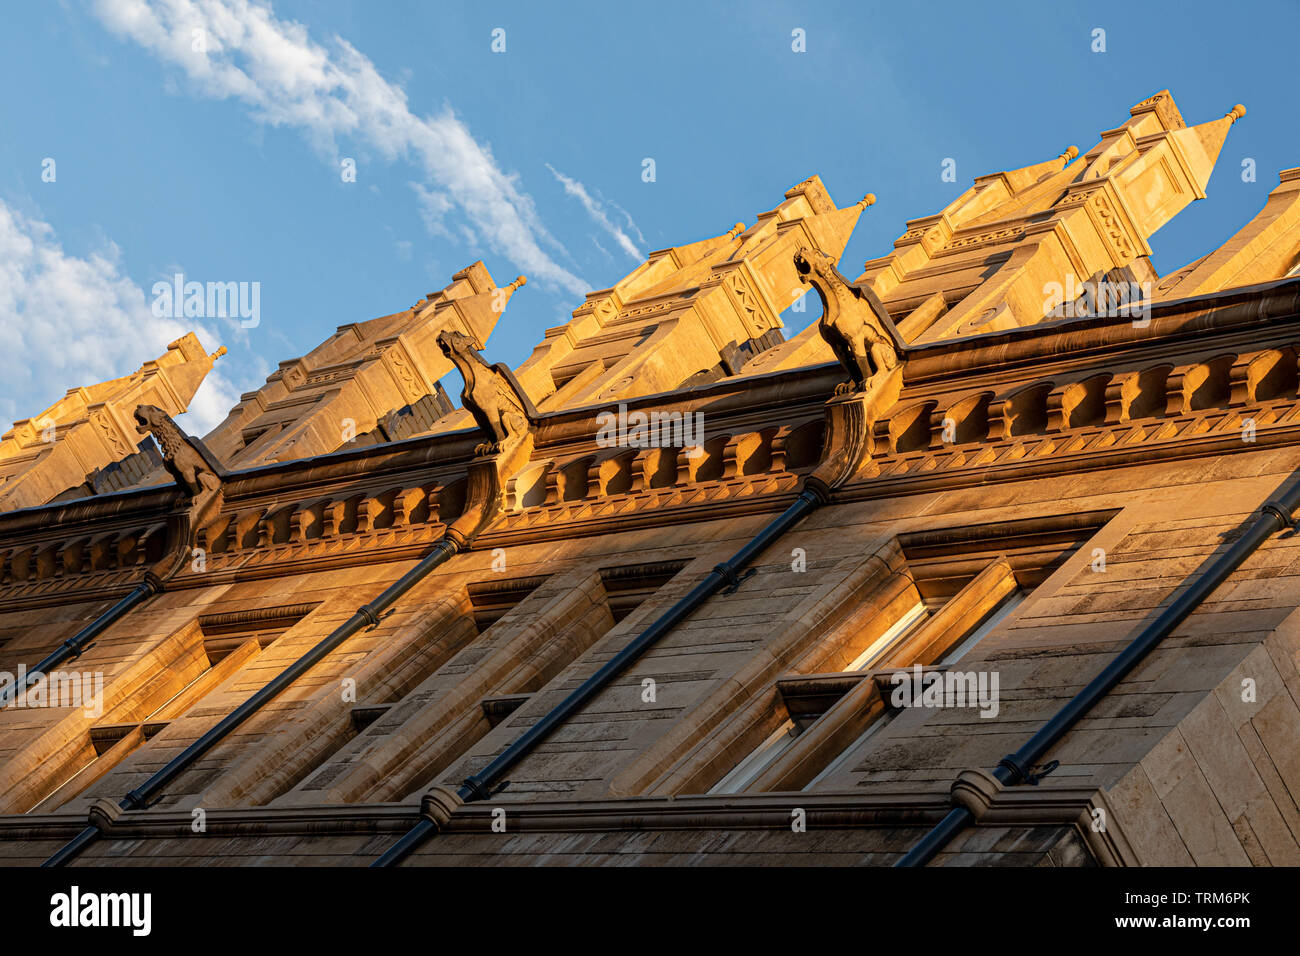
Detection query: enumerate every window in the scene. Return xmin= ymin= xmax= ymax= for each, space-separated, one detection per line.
xmin=804 ymin=711 xmax=893 ymax=789
xmin=25 ymin=604 xmax=315 ymax=813
xmin=467 ymin=575 xmax=549 ymax=632
xmin=707 ymin=601 xmax=932 ymax=795
xmin=697 ymin=512 xmax=1115 ymax=796
xmin=799 ymin=587 xmax=1026 ymax=792
xmin=709 ymin=576 xmax=1025 ymax=795
xmin=842 ymin=601 xmax=930 ymax=671
xmin=709 ymin=721 xmax=801 ymax=795
xmin=936 ymin=589 xmax=1025 ymax=665
xmin=283 ymin=561 xmax=692 ymax=804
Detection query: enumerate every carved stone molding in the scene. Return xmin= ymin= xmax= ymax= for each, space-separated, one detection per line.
xmin=810 ymin=366 xmax=905 ymax=492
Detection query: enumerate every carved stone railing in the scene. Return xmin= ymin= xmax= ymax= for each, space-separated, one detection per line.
xmin=6 ymin=281 xmax=1300 ymax=596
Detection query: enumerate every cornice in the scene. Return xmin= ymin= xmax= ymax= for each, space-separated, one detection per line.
xmin=2 ymin=280 xmax=1298 ymax=597
xmin=0 ymin=785 xmax=1103 ymax=842
xmin=901 ymin=276 xmax=1300 ymax=384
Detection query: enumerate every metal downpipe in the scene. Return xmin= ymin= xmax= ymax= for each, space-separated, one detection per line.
xmin=896 ymin=471 xmax=1300 ymax=867
xmin=0 ymin=580 xmax=160 ymax=710
xmin=42 ymin=537 xmax=461 ymax=867
xmin=372 ymin=486 xmax=828 ymax=867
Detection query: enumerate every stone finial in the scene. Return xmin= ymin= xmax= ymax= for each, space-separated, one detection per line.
xmin=506 ymin=275 xmax=527 ymax=293
xmin=858 ymin=193 xmax=877 ymax=209
xmin=1226 ymin=104 xmax=1247 ymax=124
xmin=1059 ymin=146 xmax=1079 ymax=162
xmin=212 ymin=346 xmax=228 ymax=361
xmin=727 ymin=222 xmax=746 ymax=239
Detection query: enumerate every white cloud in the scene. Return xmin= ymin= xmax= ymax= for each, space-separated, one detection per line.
xmin=410 ymin=183 xmax=458 ymax=245
xmin=0 ymin=198 xmax=240 ymax=435
xmin=92 ymin=0 xmax=589 ymax=297
xmin=546 ymin=163 xmax=644 ymax=262
xmin=607 ymin=199 xmax=646 ymax=247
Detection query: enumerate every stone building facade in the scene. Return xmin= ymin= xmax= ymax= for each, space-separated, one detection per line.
xmin=2 ymin=90 xmax=1300 ymax=866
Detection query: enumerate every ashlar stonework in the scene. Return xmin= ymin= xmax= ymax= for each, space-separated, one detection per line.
xmin=2 ymin=90 xmax=1300 ymax=867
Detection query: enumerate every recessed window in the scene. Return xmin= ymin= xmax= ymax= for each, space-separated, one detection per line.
xmin=842 ymin=601 xmax=932 ymax=671
xmin=709 ymin=720 xmax=801 ymax=795
xmin=708 ymin=589 xmax=1016 ymax=796
xmin=25 ymin=604 xmax=315 ymax=813
xmin=800 ymin=588 xmax=1027 ymax=792
xmin=935 ymin=590 xmax=1025 ymax=665
xmin=708 ymin=601 xmax=933 ymax=795
xmin=698 ymin=512 xmax=1113 ymax=797
xmin=466 ymin=576 xmax=548 ymax=632
xmin=804 ymin=712 xmax=893 ymax=790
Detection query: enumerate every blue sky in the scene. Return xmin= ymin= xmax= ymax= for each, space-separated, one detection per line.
xmin=2 ymin=0 xmax=1298 ymax=433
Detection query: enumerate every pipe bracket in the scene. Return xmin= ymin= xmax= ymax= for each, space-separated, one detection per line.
xmin=1260 ymin=501 xmax=1291 ymax=527
xmin=460 ymin=776 xmax=492 ymax=802
xmin=714 ymin=564 xmax=756 ymax=595
xmin=997 ymin=754 xmax=1058 ymax=786
xmin=1024 ymin=759 xmax=1060 ymax=785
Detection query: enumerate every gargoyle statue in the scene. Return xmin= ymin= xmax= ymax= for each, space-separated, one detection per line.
xmin=436 ymin=329 xmax=534 ymax=457
xmin=794 ymin=247 xmax=901 ymax=395
xmin=133 ymin=405 xmax=225 ymax=535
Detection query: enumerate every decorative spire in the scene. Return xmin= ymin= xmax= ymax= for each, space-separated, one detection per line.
xmin=1165 ymin=98 xmax=1246 ymax=201
xmin=858 ymin=193 xmax=877 ymax=209
xmin=505 ymin=275 xmax=527 ymax=293
xmin=727 ymin=222 xmax=746 ymax=239
xmin=1059 ymin=146 xmax=1079 ymax=162
xmin=211 ymin=346 xmax=228 ymax=361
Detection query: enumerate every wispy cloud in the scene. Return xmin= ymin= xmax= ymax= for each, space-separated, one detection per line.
xmin=607 ymin=199 xmax=646 ymax=247
xmin=91 ymin=0 xmax=589 ymax=296
xmin=0 ymin=197 xmax=241 ymax=434
xmin=545 ymin=164 xmax=644 ymax=262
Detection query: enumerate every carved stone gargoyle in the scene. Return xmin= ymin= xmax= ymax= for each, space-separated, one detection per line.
xmin=435 ymin=329 xmax=538 ymax=546
xmin=792 ymin=250 xmax=907 ymax=493
xmin=794 ymin=247 xmax=902 ymax=395
xmin=436 ymin=329 xmax=536 ymax=457
xmin=133 ymin=405 xmax=226 ymax=544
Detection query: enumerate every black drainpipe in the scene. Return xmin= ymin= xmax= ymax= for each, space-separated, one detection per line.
xmin=4 ymin=508 xmax=202 ymax=711
xmin=0 ymin=576 xmax=161 ymax=709
xmin=42 ymin=537 xmax=462 ymax=867
xmin=371 ymin=482 xmax=830 ymax=867
xmin=896 ymin=470 xmax=1300 ymax=867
